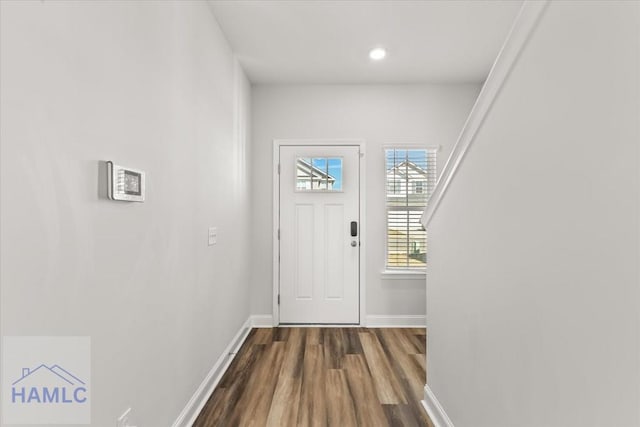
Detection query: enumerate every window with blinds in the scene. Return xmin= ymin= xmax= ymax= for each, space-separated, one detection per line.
xmin=385 ymin=148 xmax=437 ymax=270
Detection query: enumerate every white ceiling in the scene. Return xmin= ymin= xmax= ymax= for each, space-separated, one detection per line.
xmin=209 ymin=0 xmax=523 ymax=84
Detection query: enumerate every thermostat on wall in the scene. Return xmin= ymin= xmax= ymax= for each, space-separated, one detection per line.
xmin=107 ymin=161 xmax=145 ymax=202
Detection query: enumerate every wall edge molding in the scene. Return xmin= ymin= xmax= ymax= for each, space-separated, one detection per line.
xmin=421 ymin=0 xmax=549 ymax=229
xmin=171 ymin=317 xmax=253 ymax=427
xmin=421 ymin=385 xmax=455 ymax=427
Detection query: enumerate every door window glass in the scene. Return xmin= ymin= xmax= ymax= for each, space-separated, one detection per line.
xmin=296 ymin=157 xmax=343 ymax=191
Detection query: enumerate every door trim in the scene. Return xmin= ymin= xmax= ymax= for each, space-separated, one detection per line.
xmin=272 ymin=139 xmax=366 ymax=326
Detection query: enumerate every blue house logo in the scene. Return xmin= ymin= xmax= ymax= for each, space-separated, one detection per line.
xmin=11 ymin=364 xmax=88 ymax=404
xmin=2 ymin=336 xmax=91 ymax=424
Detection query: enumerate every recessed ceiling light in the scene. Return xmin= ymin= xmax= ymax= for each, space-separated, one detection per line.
xmin=369 ymin=47 xmax=387 ymax=61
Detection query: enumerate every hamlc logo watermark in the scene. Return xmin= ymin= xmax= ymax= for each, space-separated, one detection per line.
xmin=2 ymin=336 xmax=91 ymax=424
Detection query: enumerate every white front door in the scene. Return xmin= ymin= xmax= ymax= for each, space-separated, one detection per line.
xmin=279 ymin=145 xmax=360 ymax=324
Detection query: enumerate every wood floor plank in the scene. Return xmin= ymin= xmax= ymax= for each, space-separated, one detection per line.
xmin=342 ymin=354 xmax=388 ymax=427
xmin=297 ymin=344 xmax=327 ymax=426
xmin=408 ymin=331 xmax=427 ymax=355
xmin=325 ymin=369 xmax=358 ymax=426
xmin=393 ymin=328 xmax=425 ymax=354
xmin=265 ymin=328 xmax=306 ymax=425
xmin=280 ymin=327 xmax=306 ymax=377
xmin=324 ymin=328 xmax=346 ymax=369
xmin=382 ymin=404 xmax=426 ymax=427
xmin=343 ymin=327 xmax=364 ymax=354
xmin=252 ymin=328 xmax=274 ymax=345
xmin=218 ymin=339 xmax=263 ymax=389
xmin=234 ymin=341 xmax=286 ymax=426
xmin=359 ymin=331 xmax=408 ymax=404
xmin=272 ymin=327 xmax=291 ymax=342
xmin=377 ymin=329 xmax=426 ymax=400
xmin=192 ymin=387 xmax=227 ymax=427
xmin=305 ymin=328 xmax=323 ymax=345
xmin=413 ymin=353 xmax=427 ymax=382
xmin=265 ymin=375 xmax=302 ymax=427
xmin=375 ymin=328 xmax=432 ymax=427
xmin=375 ymin=329 xmax=436 ymax=425
xmin=194 ymin=344 xmax=266 ymax=427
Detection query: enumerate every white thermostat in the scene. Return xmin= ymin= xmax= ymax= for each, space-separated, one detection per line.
xmin=107 ymin=161 xmax=145 ymax=202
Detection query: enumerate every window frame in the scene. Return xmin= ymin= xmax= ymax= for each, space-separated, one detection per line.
xmin=382 ymin=145 xmax=439 ymax=276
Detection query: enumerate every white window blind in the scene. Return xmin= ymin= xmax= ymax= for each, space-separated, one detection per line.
xmin=385 ymin=148 xmax=437 ymax=270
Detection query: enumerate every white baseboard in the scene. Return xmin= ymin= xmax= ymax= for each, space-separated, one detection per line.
xmin=248 ymin=314 xmax=425 ymax=328
xmin=249 ymin=314 xmax=274 ymax=327
xmin=172 ymin=317 xmax=253 ymax=427
xmin=365 ymin=315 xmax=426 ymax=328
xmin=421 ymin=385 xmax=455 ymax=427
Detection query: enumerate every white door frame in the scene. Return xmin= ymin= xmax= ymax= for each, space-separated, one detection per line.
xmin=272 ymin=139 xmax=366 ymax=326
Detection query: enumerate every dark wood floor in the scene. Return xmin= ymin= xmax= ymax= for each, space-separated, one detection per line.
xmin=193 ymin=327 xmax=434 ymax=427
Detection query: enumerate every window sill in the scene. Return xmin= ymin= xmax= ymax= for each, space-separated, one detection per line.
xmin=380 ymin=270 xmax=426 ymax=280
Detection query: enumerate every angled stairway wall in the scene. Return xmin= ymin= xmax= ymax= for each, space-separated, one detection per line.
xmin=424 ymin=1 xmax=640 ymax=426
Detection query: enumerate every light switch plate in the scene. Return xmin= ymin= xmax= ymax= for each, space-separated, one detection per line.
xmin=208 ymin=227 xmax=217 ymax=246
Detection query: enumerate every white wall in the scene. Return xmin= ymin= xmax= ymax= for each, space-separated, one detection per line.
xmin=427 ymin=1 xmax=639 ymax=426
xmin=0 ymin=1 xmax=251 ymax=426
xmin=251 ymin=84 xmax=480 ymax=319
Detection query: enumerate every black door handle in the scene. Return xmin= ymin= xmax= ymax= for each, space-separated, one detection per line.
xmin=350 ymin=221 xmax=358 ymax=237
